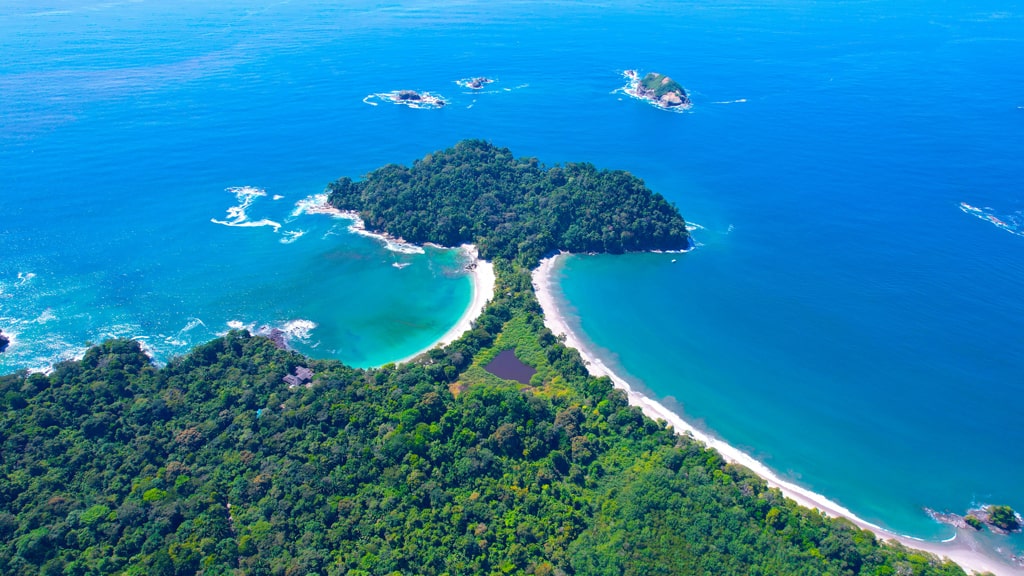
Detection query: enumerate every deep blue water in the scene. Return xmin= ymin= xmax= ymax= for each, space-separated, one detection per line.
xmin=2 ymin=0 xmax=1023 ymax=562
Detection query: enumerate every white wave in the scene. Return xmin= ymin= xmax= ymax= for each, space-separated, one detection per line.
xmin=362 ymin=95 xmax=378 ymax=106
xmin=280 ymin=230 xmax=306 ymax=244
xmin=32 ymin=308 xmax=56 ymax=324
xmin=712 ymin=98 xmax=747 ymax=104
xmin=960 ymin=201 xmax=1024 ymax=237
xmin=392 ymin=262 xmax=411 ymax=269
xmin=17 ymin=272 xmax=36 ymax=286
xmin=291 ymin=193 xmax=338 ymax=217
xmin=273 ymin=194 xmax=284 ymax=200
xmin=96 ymin=323 xmax=141 ymax=341
xmin=211 ymin=186 xmax=282 ymax=232
xmin=382 ymin=238 xmax=425 ymax=254
xmin=179 ymin=317 xmax=206 ymax=333
xmin=295 ymin=193 xmax=426 ymax=253
xmin=281 ymin=319 xmax=317 ymax=341
xmin=685 ymin=222 xmax=705 ymax=232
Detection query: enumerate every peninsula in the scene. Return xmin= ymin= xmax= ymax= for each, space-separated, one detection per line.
xmin=0 ymin=142 xmax=981 ymax=575
xmin=624 ymin=69 xmax=692 ymax=110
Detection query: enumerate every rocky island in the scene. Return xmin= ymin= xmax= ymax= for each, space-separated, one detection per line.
xmin=927 ymin=504 xmax=1023 ymax=535
xmin=623 ymin=69 xmax=692 ymax=110
xmin=363 ymin=89 xmax=447 ymax=109
xmin=456 ymin=76 xmax=494 ymax=89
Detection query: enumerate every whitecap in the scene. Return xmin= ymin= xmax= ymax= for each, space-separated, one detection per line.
xmin=392 ymin=262 xmax=411 ymax=269
xmin=280 ymin=319 xmax=317 ymax=341
xmin=280 ymin=230 xmax=306 ymax=244
xmin=17 ymin=272 xmax=36 ymax=286
xmin=33 ymin=308 xmax=56 ymax=324
xmin=273 ymin=194 xmax=284 ymax=200
xmin=959 ymin=201 xmax=1024 ymax=237
xmin=211 ymin=186 xmax=282 ymax=232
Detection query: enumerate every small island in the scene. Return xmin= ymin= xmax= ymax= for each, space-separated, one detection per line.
xmin=363 ymin=89 xmax=447 ymax=109
xmin=623 ymin=69 xmax=692 ymax=110
xmin=457 ymin=76 xmax=494 ymax=90
xmin=928 ymin=504 xmax=1023 ymax=535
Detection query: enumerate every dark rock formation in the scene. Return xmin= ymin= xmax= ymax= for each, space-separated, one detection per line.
xmin=625 ymin=69 xmax=691 ymax=109
xmin=0 ymin=330 xmax=8 ymax=354
xmin=466 ymin=77 xmax=493 ymax=89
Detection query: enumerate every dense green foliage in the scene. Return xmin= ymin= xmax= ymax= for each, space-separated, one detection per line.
xmin=0 ymin=264 xmax=968 ymax=576
xmin=0 ymin=146 xmax=971 ymax=575
xmin=965 ymin=515 xmax=983 ymax=530
xmin=640 ymin=72 xmax=686 ymax=100
xmin=987 ymin=506 xmax=1020 ymax=532
xmin=327 ymin=140 xmax=690 ymax=266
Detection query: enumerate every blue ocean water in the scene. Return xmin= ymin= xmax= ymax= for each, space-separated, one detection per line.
xmin=2 ymin=0 xmax=1023 ymax=563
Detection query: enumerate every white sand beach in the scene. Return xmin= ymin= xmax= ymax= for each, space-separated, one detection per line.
xmin=393 ymin=244 xmax=495 ymax=365
xmin=532 ymin=253 xmax=1013 ymax=576
xmin=297 ymin=194 xmax=496 ymax=366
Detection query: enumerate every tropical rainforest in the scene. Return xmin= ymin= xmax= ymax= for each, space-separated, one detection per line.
xmin=0 ymin=142 xmax=970 ymax=575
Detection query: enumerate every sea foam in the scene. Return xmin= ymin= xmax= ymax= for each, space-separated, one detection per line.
xmin=211 ymin=186 xmax=282 ymax=232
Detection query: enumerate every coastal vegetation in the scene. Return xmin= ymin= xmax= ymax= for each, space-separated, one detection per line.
xmin=623 ymin=70 xmax=691 ymax=109
xmin=0 ymin=143 xmax=971 ymax=575
xmin=640 ymin=72 xmax=685 ymax=100
xmin=326 ymin=140 xmax=691 ymax=266
xmin=985 ymin=506 xmax=1021 ymax=533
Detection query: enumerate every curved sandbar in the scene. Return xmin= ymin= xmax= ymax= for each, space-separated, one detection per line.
xmin=532 ymin=253 xmax=1013 ymax=576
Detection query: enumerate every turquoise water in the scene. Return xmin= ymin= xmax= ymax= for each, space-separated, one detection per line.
xmin=2 ymin=0 xmax=1023 ymax=562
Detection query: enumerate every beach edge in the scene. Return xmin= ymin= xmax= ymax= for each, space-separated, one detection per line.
xmin=391 ymin=244 xmax=496 ymax=366
xmin=531 ymin=253 xmax=1011 ymax=576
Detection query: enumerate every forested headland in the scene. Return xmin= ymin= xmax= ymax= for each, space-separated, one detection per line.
xmin=0 ymin=142 xmax=972 ymax=575
xmin=327 ymin=140 xmax=691 ymax=265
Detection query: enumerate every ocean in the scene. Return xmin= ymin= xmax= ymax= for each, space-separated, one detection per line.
xmin=2 ymin=0 xmax=1022 ymax=563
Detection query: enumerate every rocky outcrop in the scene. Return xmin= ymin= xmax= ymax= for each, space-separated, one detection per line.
xmin=464 ymin=77 xmax=493 ymax=89
xmin=624 ymin=69 xmax=692 ymax=110
xmin=927 ymin=505 xmax=1023 ymax=535
xmin=0 ymin=330 xmax=8 ymax=354
xmin=392 ymin=90 xmax=446 ymax=107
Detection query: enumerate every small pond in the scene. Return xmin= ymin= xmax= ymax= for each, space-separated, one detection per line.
xmin=483 ymin=349 xmax=536 ymax=385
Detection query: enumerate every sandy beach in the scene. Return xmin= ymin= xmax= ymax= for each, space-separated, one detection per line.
xmin=392 ymin=244 xmax=495 ymax=365
xmin=298 ymin=194 xmax=497 ymax=366
xmin=532 ymin=253 xmax=1014 ymax=576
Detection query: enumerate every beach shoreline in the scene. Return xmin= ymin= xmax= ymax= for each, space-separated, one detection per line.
xmin=296 ymin=194 xmax=497 ymax=366
xmin=532 ymin=253 xmax=1015 ymax=576
xmin=391 ymin=244 xmax=495 ymax=365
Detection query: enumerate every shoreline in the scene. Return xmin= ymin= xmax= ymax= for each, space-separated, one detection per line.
xmin=532 ymin=253 xmax=1015 ymax=576
xmin=296 ymin=194 xmax=497 ymax=366
xmin=390 ymin=244 xmax=496 ymax=365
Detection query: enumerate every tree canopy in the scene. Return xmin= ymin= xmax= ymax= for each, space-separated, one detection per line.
xmin=327 ymin=140 xmax=690 ymax=266
xmin=0 ymin=144 xmax=971 ymax=576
